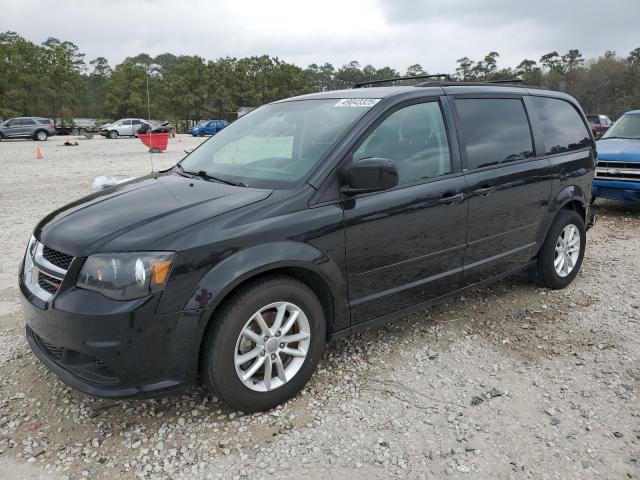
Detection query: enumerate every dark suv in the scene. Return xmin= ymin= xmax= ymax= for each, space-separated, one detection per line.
xmin=20 ymin=82 xmax=595 ymax=411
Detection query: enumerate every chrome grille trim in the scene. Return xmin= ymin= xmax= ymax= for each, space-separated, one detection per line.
xmin=23 ymin=237 xmax=72 ymax=302
xmin=595 ymin=160 xmax=640 ymax=183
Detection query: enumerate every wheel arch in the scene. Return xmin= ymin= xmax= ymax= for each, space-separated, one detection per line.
xmin=192 ymin=246 xmax=348 ymax=375
xmin=187 ymin=241 xmax=349 ymax=341
xmin=534 ymin=184 xmax=588 ymax=258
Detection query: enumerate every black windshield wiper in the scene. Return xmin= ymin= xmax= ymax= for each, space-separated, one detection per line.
xmin=600 ymin=136 xmax=634 ymax=140
xmin=175 ymin=164 xmax=246 ymax=187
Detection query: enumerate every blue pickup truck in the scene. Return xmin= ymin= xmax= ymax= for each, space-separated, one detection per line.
xmin=188 ymin=120 xmax=229 ymax=137
xmin=592 ymin=110 xmax=640 ymax=202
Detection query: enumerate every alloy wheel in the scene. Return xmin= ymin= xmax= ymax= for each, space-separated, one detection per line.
xmin=234 ymin=301 xmax=311 ymax=392
xmin=554 ymin=224 xmax=581 ymax=277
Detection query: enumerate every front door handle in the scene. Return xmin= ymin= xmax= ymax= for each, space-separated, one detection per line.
xmin=438 ymin=192 xmax=465 ymax=206
xmin=473 ymin=185 xmax=496 ymax=197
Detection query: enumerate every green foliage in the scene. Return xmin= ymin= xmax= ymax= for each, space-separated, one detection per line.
xmin=102 ymin=60 xmax=149 ymax=118
xmin=1 ymin=31 xmax=639 ymax=127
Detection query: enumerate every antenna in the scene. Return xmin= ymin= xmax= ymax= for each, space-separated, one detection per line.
xmin=146 ymin=73 xmax=154 ymax=173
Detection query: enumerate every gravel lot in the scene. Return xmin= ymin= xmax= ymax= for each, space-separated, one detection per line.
xmin=0 ymin=135 xmax=639 ymax=479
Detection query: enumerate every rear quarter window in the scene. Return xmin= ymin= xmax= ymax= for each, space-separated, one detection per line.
xmin=455 ymin=98 xmax=534 ymax=170
xmin=531 ymin=96 xmax=591 ymax=154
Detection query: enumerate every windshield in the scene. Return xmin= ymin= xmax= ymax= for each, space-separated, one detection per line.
xmin=178 ymin=99 xmax=378 ymax=189
xmin=601 ymin=115 xmax=640 ymax=140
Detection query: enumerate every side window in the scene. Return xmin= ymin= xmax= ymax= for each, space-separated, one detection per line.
xmin=122 ymin=120 xmax=132 ymax=126
xmin=456 ymin=98 xmax=534 ymax=170
xmin=353 ymin=102 xmax=451 ymax=185
xmin=531 ymin=96 xmax=591 ymax=154
xmin=132 ymin=120 xmax=141 ymax=125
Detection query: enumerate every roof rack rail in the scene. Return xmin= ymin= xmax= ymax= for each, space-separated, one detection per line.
xmin=354 ymin=73 xmax=452 ymax=88
xmin=485 ymin=78 xmax=523 ymax=84
xmin=414 ymin=79 xmax=535 ymax=89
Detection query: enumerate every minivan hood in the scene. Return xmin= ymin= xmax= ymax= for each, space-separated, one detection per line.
xmin=596 ymin=138 xmax=640 ymax=162
xmin=35 ymin=173 xmax=272 ymax=257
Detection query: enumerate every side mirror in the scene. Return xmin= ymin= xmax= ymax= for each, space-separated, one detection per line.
xmin=341 ymin=157 xmax=399 ymax=194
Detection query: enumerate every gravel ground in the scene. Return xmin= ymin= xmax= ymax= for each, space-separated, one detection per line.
xmin=0 ymin=135 xmax=639 ymax=480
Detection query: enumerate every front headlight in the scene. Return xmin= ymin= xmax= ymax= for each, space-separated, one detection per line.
xmin=76 ymin=252 xmax=175 ymax=300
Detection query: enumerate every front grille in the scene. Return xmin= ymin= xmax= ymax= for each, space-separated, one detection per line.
xmin=24 ymin=241 xmax=73 ymax=300
xmin=596 ymin=160 xmax=640 ymax=182
xmin=38 ymin=272 xmax=61 ymax=294
xmin=42 ymin=245 xmax=73 ymax=270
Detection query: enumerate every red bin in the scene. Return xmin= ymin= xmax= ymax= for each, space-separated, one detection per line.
xmin=138 ymin=132 xmax=169 ymax=152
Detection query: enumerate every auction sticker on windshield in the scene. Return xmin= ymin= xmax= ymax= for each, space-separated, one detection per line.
xmin=335 ymin=98 xmax=381 ymax=107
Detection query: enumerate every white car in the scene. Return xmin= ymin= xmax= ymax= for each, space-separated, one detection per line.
xmin=99 ymin=118 xmax=150 ymax=139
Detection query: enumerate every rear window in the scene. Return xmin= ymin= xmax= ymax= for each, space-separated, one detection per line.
xmin=586 ymin=115 xmax=600 ymax=125
xmin=36 ymin=119 xmax=51 ymax=124
xmin=531 ymin=97 xmax=591 ymax=154
xmin=456 ymin=98 xmax=534 ymax=170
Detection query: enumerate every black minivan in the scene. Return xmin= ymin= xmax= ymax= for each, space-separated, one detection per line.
xmin=20 ymin=82 xmax=595 ymax=411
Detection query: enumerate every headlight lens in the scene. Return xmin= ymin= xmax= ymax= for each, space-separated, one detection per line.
xmin=76 ymin=252 xmax=175 ymax=300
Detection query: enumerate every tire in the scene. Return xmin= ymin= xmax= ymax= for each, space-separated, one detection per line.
xmin=202 ymin=275 xmax=326 ymax=412
xmin=34 ymin=130 xmax=48 ymax=141
xmin=198 ymin=131 xmax=205 ymax=137
xmin=107 ymin=130 xmax=118 ymax=139
xmin=535 ymin=209 xmax=586 ymax=289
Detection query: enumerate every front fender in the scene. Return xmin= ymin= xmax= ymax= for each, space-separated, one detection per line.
xmin=184 ymin=241 xmax=350 ymax=334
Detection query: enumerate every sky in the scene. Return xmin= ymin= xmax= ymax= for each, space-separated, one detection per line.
xmin=3 ymin=0 xmax=640 ymax=73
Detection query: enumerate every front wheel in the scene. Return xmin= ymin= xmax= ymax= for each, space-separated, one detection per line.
xmin=202 ymin=275 xmax=326 ymax=411
xmin=107 ymin=130 xmax=118 ymax=139
xmin=535 ymin=210 xmax=586 ymax=289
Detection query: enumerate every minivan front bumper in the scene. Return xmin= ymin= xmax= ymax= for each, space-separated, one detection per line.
xmin=20 ymin=279 xmax=206 ymax=399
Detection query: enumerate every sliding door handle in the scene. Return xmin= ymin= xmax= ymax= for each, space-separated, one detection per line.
xmin=438 ymin=192 xmax=465 ymax=206
xmin=473 ymin=185 xmax=496 ymax=197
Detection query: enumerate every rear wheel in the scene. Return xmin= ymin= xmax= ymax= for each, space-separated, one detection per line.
xmin=202 ymin=275 xmax=326 ymax=411
xmin=34 ymin=130 xmax=48 ymax=141
xmin=535 ymin=209 xmax=586 ymax=289
xmin=108 ymin=130 xmax=118 ymax=139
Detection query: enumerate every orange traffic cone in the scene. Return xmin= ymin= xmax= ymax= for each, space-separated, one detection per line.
xmin=35 ymin=147 xmax=43 ymax=159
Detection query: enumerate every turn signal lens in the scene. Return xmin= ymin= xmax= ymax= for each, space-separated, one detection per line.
xmin=151 ymin=259 xmax=172 ymax=286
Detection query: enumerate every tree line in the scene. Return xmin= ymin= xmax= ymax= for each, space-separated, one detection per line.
xmin=1 ymin=31 xmax=639 ymax=131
